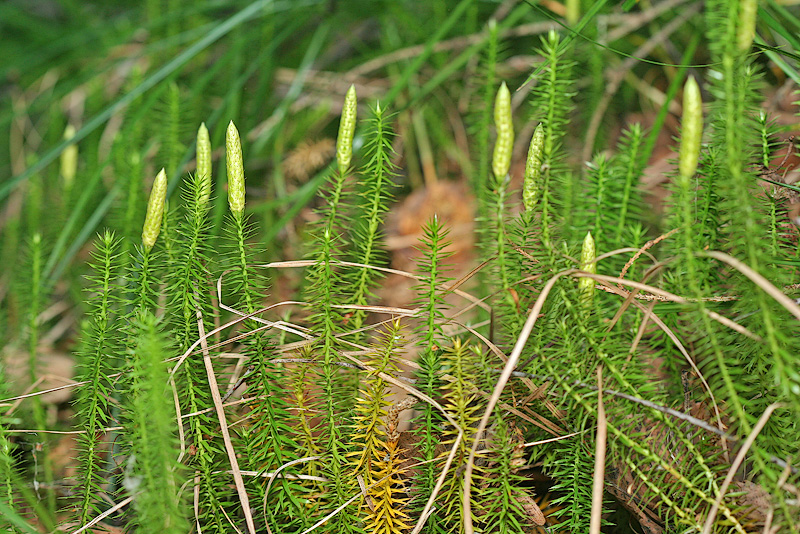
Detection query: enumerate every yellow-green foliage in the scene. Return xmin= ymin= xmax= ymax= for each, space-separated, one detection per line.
xmin=350 ymin=320 xmax=404 ymax=482
xmin=437 ymin=339 xmax=483 ymax=530
xmin=364 ymin=431 xmax=411 ymax=534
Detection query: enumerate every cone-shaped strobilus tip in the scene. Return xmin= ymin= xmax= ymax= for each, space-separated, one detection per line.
xmin=197 ymin=122 xmax=212 ymax=207
xmin=226 ymin=120 xmax=245 ymax=216
xmin=579 ymin=231 xmax=596 ymax=307
xmin=336 ymin=84 xmax=357 ymax=175
xmin=678 ymin=76 xmax=703 ymax=183
xmin=492 ymin=82 xmax=514 ymax=180
xmin=61 ymin=124 xmax=78 ymax=192
xmin=524 ymin=123 xmax=544 ymax=211
xmin=737 ymin=0 xmax=757 ymax=52
xmin=142 ymin=168 xmax=167 ymax=251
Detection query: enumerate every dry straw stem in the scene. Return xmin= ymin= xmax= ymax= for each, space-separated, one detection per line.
xmin=679 ymin=76 xmax=703 ymax=181
xmin=492 ymin=82 xmax=514 ymax=179
xmin=460 ymin=260 xmax=777 ymax=533
xmin=701 ymin=250 xmax=800 ymax=323
xmin=226 ymin=120 xmax=245 ymax=216
xmin=197 ymin=122 xmax=212 ymax=206
xmin=142 ymin=168 xmax=167 ymax=250
xmin=195 ymin=303 xmax=256 ymax=534
xmin=700 ymin=403 xmax=782 ymax=534
xmin=70 ymin=495 xmax=135 ymax=534
xmin=590 ymin=366 xmax=607 ymax=534
xmin=336 ymin=84 xmax=357 ymax=175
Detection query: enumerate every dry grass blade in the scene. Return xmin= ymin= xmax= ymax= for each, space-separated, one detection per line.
xmin=170 ymin=299 xmax=309 ymax=377
xmin=463 ymin=268 xmax=576 ymax=534
xmin=195 ymin=301 xmax=257 ymax=534
xmin=701 ymin=403 xmax=782 ymax=534
xmin=69 ymin=495 xmax=134 ymax=534
xmin=262 ymin=259 xmax=491 ymax=312
xmin=170 ymin=375 xmax=187 ymax=464
xmin=703 ymin=250 xmax=800 ymax=321
xmin=262 ymin=456 xmax=323 ymax=534
xmin=590 ymin=365 xmax=606 ymax=534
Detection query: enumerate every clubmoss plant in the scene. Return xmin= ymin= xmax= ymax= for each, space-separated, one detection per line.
xmin=488 ymin=82 xmax=516 ymax=317
xmin=523 ymin=123 xmax=544 ymax=215
xmin=345 ymin=103 xmax=397 ymax=340
xmin=304 ymin=87 xmax=362 ymax=533
xmin=436 ymin=339 xmax=483 ymax=531
xmin=165 ymin=163 xmax=226 ymax=528
xmin=222 ymin=120 xmax=303 ymax=525
xmin=22 ymin=233 xmax=56 ymax=515
xmin=479 ymin=415 xmax=532 ymax=534
xmin=529 ymin=30 xmax=576 ymax=252
xmin=74 ymin=231 xmax=122 ymax=526
xmin=412 ymin=216 xmax=451 ymax=527
xmin=226 ymin=121 xmax=246 ymax=216
xmin=142 ymin=168 xmax=167 ymax=253
xmin=125 ymin=311 xmax=188 ymax=534
xmin=350 ymin=320 xmax=403 ymax=482
xmin=491 ymin=82 xmax=513 ymax=181
xmin=365 ymin=393 xmax=412 ymax=534
xmin=350 ymin=320 xmax=408 ymax=534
